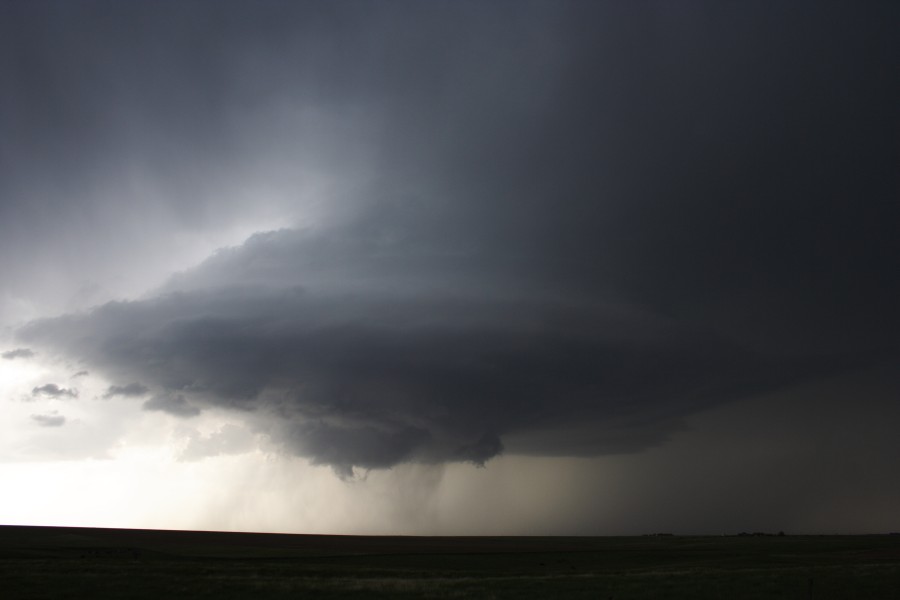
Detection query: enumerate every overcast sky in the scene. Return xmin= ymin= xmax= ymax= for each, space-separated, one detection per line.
xmin=1 ymin=0 xmax=898 ymax=535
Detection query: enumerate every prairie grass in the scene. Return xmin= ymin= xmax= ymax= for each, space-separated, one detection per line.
xmin=1 ymin=526 xmax=898 ymax=599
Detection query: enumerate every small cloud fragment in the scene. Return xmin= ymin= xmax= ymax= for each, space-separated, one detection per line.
xmin=32 ymin=383 xmax=78 ymax=398
xmin=103 ymin=382 xmax=149 ymax=398
xmin=143 ymin=394 xmax=201 ymax=417
xmin=72 ymin=370 xmax=89 ymax=378
xmin=31 ymin=412 xmax=66 ymax=427
xmin=2 ymin=348 xmax=34 ymax=360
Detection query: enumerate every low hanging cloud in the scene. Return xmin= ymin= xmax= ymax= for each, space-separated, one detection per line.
xmin=31 ymin=383 xmax=78 ymax=399
xmin=31 ymin=412 xmax=66 ymax=427
xmin=18 ymin=224 xmax=858 ymax=476
xmin=2 ymin=348 xmax=34 ymax=360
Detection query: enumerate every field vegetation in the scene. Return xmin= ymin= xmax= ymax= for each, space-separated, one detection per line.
xmin=1 ymin=525 xmax=898 ymax=598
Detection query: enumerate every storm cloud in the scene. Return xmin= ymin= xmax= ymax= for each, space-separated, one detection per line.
xmin=5 ymin=1 xmax=899 ymax=480
xmin=19 ymin=222 xmax=882 ymax=473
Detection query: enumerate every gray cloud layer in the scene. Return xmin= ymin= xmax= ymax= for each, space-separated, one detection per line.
xmin=7 ymin=2 xmax=899 ymax=475
xmin=2 ymin=348 xmax=34 ymax=360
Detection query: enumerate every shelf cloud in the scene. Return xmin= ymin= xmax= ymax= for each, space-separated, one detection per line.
xmin=20 ymin=216 xmax=885 ymax=474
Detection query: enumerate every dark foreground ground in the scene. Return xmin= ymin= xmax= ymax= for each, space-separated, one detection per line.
xmin=1 ymin=525 xmax=898 ymax=599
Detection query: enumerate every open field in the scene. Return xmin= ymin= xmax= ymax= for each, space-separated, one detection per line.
xmin=1 ymin=525 xmax=898 ymax=599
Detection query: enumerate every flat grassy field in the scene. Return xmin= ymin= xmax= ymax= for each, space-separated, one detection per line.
xmin=1 ymin=525 xmax=898 ymax=599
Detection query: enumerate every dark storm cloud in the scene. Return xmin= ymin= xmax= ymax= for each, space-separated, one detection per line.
xmin=31 ymin=383 xmax=78 ymax=399
xmin=18 ymin=226 xmax=871 ymax=473
xmin=103 ymin=382 xmax=149 ymax=399
xmin=143 ymin=394 xmax=201 ymax=418
xmin=2 ymin=348 xmax=34 ymax=360
xmin=31 ymin=412 xmax=66 ymax=427
xmin=9 ymin=1 xmax=900 ymax=474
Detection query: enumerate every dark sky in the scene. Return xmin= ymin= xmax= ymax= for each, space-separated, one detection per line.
xmin=1 ymin=1 xmax=898 ymax=533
